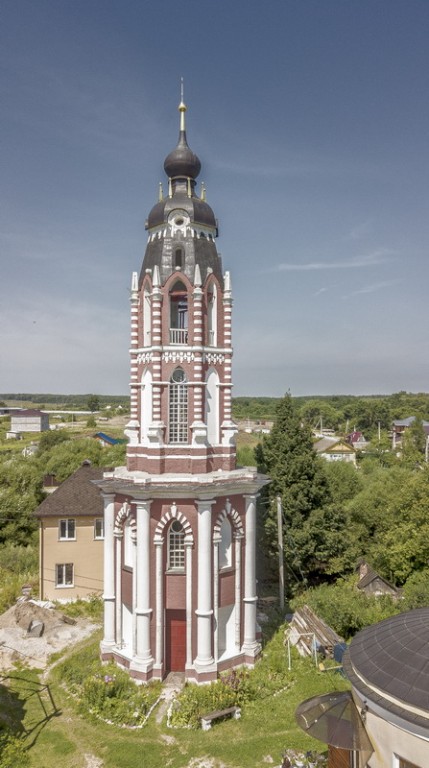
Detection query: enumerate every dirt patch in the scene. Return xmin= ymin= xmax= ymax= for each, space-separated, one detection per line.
xmin=0 ymin=599 xmax=100 ymax=672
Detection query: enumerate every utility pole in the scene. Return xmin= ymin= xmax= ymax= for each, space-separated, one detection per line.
xmin=277 ymin=495 xmax=285 ymax=611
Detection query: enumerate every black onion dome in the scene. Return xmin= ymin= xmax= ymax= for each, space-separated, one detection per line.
xmin=164 ymin=130 xmax=201 ymax=180
xmin=146 ymin=193 xmax=216 ymax=230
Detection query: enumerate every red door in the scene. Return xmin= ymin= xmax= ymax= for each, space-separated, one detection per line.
xmin=165 ymin=609 xmax=186 ymax=671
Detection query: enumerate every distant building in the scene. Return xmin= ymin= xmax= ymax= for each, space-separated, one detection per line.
xmin=93 ymin=432 xmax=125 ymax=447
xmin=10 ymin=409 xmax=49 ymax=433
xmin=392 ymin=416 xmax=429 ymax=450
xmin=34 ymin=461 xmax=105 ymax=601
xmin=313 ymin=436 xmax=357 ymax=465
xmin=356 ymin=561 xmax=401 ymax=598
xmin=345 ymin=431 xmax=370 ymax=450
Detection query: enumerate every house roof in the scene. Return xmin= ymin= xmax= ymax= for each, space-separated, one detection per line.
xmin=344 ymin=609 xmax=429 ymax=727
xmin=11 ymin=409 xmax=46 ymax=417
xmin=34 ymin=461 xmax=106 ymax=518
xmin=357 ymin=565 xmax=399 ymax=593
xmin=314 ymin=437 xmax=355 ymax=454
xmin=393 ymin=416 xmax=429 ymax=428
xmin=94 ymin=432 xmax=119 ymax=445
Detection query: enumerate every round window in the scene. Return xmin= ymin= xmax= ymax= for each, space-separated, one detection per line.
xmin=171 ymin=519 xmax=183 ymax=533
xmin=171 ymin=368 xmax=186 ymax=383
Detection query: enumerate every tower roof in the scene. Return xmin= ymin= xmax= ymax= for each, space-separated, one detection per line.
xmin=163 ymin=96 xmax=201 ymax=180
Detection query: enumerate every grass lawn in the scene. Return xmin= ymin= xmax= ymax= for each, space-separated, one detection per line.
xmin=0 ymin=624 xmax=349 ymax=768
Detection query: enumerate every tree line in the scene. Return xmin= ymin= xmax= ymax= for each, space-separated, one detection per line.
xmin=256 ymin=393 xmax=429 ymax=596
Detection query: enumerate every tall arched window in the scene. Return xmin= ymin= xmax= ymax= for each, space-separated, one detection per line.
xmin=168 ymin=519 xmax=185 ymax=570
xmin=169 ymin=367 xmax=188 ymax=443
xmin=169 ymin=280 xmax=188 ymax=344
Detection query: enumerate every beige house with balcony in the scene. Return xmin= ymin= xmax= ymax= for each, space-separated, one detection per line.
xmin=34 ymin=461 xmax=105 ymax=601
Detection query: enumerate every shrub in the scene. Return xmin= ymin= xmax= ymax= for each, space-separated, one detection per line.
xmin=291 ymin=577 xmax=400 ymax=639
xmin=0 ymin=727 xmax=29 ymax=768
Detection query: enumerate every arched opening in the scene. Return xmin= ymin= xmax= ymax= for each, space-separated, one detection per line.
xmin=169 ymin=367 xmax=188 ymax=443
xmin=169 ymin=280 xmax=188 ymax=344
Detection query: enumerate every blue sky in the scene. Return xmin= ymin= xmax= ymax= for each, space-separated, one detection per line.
xmin=2 ymin=0 xmax=429 ymax=397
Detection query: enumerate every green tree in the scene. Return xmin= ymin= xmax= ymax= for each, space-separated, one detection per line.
xmin=256 ymin=393 xmax=330 ymax=585
xmin=37 ymin=428 xmax=71 ymax=454
xmin=87 ymin=394 xmax=100 ymax=412
xmin=42 ymin=438 xmax=103 ymax=483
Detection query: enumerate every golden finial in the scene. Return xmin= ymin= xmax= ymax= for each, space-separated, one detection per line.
xmin=179 ymin=76 xmax=187 ymax=132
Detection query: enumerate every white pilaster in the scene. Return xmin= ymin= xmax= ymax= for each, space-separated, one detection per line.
xmin=242 ymin=494 xmax=260 ymax=656
xmin=154 ymin=537 xmax=164 ymax=670
xmin=194 ymin=499 xmax=216 ymax=670
xmin=234 ymin=535 xmax=242 ymax=651
xmin=115 ymin=534 xmax=122 ymax=646
xmin=101 ymin=494 xmax=116 ymax=652
xmin=185 ymin=541 xmax=193 ymax=669
xmin=213 ymin=534 xmax=220 ymax=662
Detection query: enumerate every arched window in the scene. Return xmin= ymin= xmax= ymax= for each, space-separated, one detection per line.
xmin=169 ymin=280 xmax=188 ymax=344
xmin=219 ymin=517 xmax=232 ymax=568
xmin=168 ymin=519 xmax=185 ymax=570
xmin=169 ymin=367 xmax=188 ymax=443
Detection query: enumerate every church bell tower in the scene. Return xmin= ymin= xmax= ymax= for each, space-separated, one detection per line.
xmin=125 ymin=92 xmax=236 ymax=472
xmin=98 ymin=93 xmax=268 ymax=683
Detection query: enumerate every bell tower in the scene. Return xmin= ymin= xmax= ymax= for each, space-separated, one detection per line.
xmin=98 ymin=93 xmax=269 ymax=683
xmin=125 ymin=93 xmax=236 ymax=474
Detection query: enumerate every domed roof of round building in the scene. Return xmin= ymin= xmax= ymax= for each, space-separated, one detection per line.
xmin=344 ymin=608 xmax=429 ymax=722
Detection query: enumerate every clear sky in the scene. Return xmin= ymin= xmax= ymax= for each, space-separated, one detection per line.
xmin=2 ymin=0 xmax=429 ymax=397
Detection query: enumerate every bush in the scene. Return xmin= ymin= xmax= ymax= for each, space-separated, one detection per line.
xmin=58 ymin=595 xmax=103 ymax=622
xmin=402 ymin=568 xmax=429 ymax=609
xmin=57 ymin=644 xmax=161 ymax=727
xmin=0 ymin=727 xmax=29 ymax=768
xmin=291 ymin=577 xmax=400 ymax=639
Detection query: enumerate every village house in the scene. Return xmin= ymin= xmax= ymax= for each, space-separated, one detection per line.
xmin=34 ymin=461 xmax=105 ymax=601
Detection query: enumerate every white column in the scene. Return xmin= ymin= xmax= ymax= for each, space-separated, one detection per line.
xmin=154 ymin=538 xmax=164 ymax=670
xmin=194 ymin=499 xmax=216 ymax=670
xmin=234 ymin=535 xmax=242 ymax=651
xmin=115 ymin=535 xmax=122 ymax=645
xmin=101 ymin=494 xmax=116 ymax=651
xmin=213 ymin=535 xmax=220 ymax=662
xmin=242 ymin=494 xmax=260 ymax=655
xmin=185 ymin=541 xmax=193 ymax=669
xmin=133 ymin=500 xmax=153 ymax=672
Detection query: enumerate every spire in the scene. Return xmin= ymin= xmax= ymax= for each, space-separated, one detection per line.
xmin=164 ymin=85 xmax=201 ymax=182
xmin=179 ymin=77 xmax=186 ymax=133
